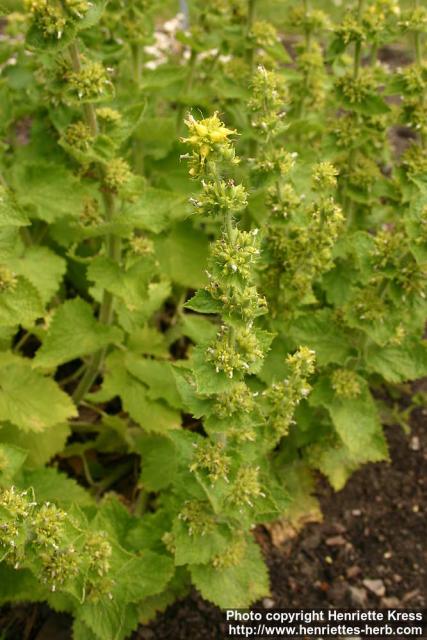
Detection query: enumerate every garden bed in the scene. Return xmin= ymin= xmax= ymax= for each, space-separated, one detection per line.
xmin=1 ymin=403 xmax=424 ymax=640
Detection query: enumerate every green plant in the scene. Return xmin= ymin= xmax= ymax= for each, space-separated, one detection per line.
xmin=0 ymin=1 xmax=426 ymax=638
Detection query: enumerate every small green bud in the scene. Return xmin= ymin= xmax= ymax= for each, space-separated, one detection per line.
xmin=249 ymin=66 xmax=288 ymax=133
xmin=288 ymin=7 xmax=330 ymax=31
xmin=401 ymin=145 xmax=427 ymax=177
xmin=67 ymin=61 xmax=111 ymax=102
xmin=212 ymin=229 xmax=260 ymax=281
xmin=331 ymin=369 xmax=362 ymax=399
xmin=206 ymin=325 xmax=264 ymax=378
xmin=189 ymin=440 xmax=230 ymax=484
xmin=399 ymin=7 xmax=427 ymax=33
xmin=212 ymin=535 xmax=246 ymax=568
xmin=104 ymin=158 xmax=132 ymax=191
xmin=24 ymin=0 xmax=66 ymax=39
xmin=32 ymin=503 xmax=66 ymax=547
xmin=286 ymin=346 xmax=316 ymax=377
xmin=208 ymin=281 xmax=267 ymax=321
xmin=228 ymin=467 xmax=265 ymax=508
xmin=84 ymin=532 xmax=112 ymax=577
xmin=63 ymin=121 xmax=94 ymax=151
xmin=0 ymin=266 xmax=18 ymax=293
xmin=129 ymin=234 xmax=154 ymax=256
xmin=79 ymin=198 xmax=102 ymax=227
xmin=214 ymin=383 xmax=256 ymax=418
xmin=312 ymin=161 xmax=339 ymax=191
xmin=191 ymin=180 xmax=247 ymax=217
xmin=40 ymin=545 xmax=80 ymax=591
xmin=335 ymin=72 xmax=375 ymax=104
xmin=96 ymin=107 xmax=122 ymax=124
xmin=178 ymin=501 xmax=215 ymax=537
xmin=334 ymin=11 xmax=366 ymax=45
xmin=266 ymin=182 xmax=301 ymax=220
xmin=250 ymin=21 xmax=279 ymax=48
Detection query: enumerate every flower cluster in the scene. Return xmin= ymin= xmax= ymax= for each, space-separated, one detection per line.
xmin=0 ymin=266 xmax=18 ymax=292
xmin=25 ymin=0 xmax=90 ymax=40
xmin=66 ymin=60 xmax=111 ymax=102
xmin=104 ymin=158 xmax=133 ymax=191
xmin=212 ymin=535 xmax=247 ymax=569
xmin=183 ymin=111 xmax=270 ymax=383
xmin=262 ymin=347 xmax=316 ymax=439
xmin=334 ymin=11 xmax=366 ymax=45
xmin=206 ymin=325 xmax=264 ymax=379
xmin=213 ymin=382 xmax=256 ymax=418
xmin=331 ymin=369 xmax=362 ymax=399
xmin=178 ymin=500 xmax=215 ymax=537
xmin=79 ymin=198 xmax=102 ymax=227
xmin=335 ymin=72 xmax=376 ymax=105
xmin=63 ymin=121 xmax=94 ymax=151
xmin=264 ymin=169 xmax=344 ymax=313
xmin=249 ymin=66 xmax=288 ymax=135
xmin=0 ymin=487 xmax=114 ymax=597
xmin=228 ymin=466 xmax=265 ymax=508
xmin=190 ymin=180 xmax=247 ymax=218
xmin=189 ymin=441 xmax=230 ymax=483
xmin=211 ymin=229 xmax=260 ymax=280
xmin=181 ymin=112 xmax=239 ymax=178
xmin=312 ymin=161 xmax=339 ymax=191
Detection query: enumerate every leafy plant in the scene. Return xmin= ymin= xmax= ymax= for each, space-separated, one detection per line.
xmin=0 ymin=0 xmax=425 ymax=638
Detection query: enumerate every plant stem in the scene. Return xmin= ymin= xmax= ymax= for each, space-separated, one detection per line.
xmin=68 ymin=41 xmax=99 ymax=136
xmin=246 ymin=0 xmax=256 ymax=71
xmin=68 ymin=39 xmax=121 ymax=405
xmin=414 ymin=0 xmax=422 ymax=63
xmin=226 ymin=210 xmax=235 ymax=244
xmin=59 ymin=363 xmax=87 ymax=388
xmin=353 ymin=0 xmax=365 ymax=78
xmin=130 ymin=42 xmax=143 ymax=85
xmin=72 ymin=190 xmax=121 ymax=404
xmin=13 ymin=331 xmax=31 ymax=354
xmin=344 ymin=0 xmax=365 ymax=227
xmin=176 ymin=48 xmax=197 ymax=134
xmin=246 ymin=0 xmax=258 ymax=156
xmin=413 ymin=0 xmax=426 ymax=148
xmin=130 ymin=41 xmax=145 ymax=173
xmin=297 ymin=0 xmax=312 ymax=125
xmin=95 ymin=461 xmax=133 ymax=497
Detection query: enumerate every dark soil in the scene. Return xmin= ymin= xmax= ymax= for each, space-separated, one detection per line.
xmin=137 ymin=407 xmax=427 ymax=640
xmin=1 ymin=407 xmax=425 ymax=640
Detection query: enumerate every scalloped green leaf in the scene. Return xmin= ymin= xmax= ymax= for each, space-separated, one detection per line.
xmin=34 ymin=298 xmax=123 ymax=368
xmin=0 ymin=357 xmax=76 ymax=431
xmin=190 ymin=538 xmax=269 ymax=608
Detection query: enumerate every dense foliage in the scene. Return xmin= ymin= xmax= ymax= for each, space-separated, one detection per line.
xmin=0 ymin=0 xmax=426 ymax=637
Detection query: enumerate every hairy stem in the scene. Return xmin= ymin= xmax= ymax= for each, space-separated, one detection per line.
xmin=176 ymin=48 xmax=197 ymax=134
xmin=130 ymin=40 xmax=145 ymax=173
xmin=246 ymin=0 xmax=256 ymax=70
xmin=353 ymin=0 xmax=365 ymax=79
xmin=72 ymin=191 xmax=121 ymax=404
xmin=130 ymin=42 xmax=143 ymax=85
xmin=344 ymin=0 xmax=365 ymax=226
xmin=413 ymin=0 xmax=426 ymax=148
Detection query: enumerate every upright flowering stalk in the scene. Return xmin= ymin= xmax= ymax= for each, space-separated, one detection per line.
xmin=247 ymin=66 xmax=344 ymax=318
xmin=23 ymin=1 xmax=139 ymax=404
xmin=287 ymin=1 xmax=329 ymax=130
xmin=396 ymin=0 xmax=427 ymax=150
xmin=158 ymin=113 xmax=317 ymax=609
xmin=329 ymin=0 xmax=398 ymax=226
xmin=182 ymin=111 xmax=270 ymax=410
